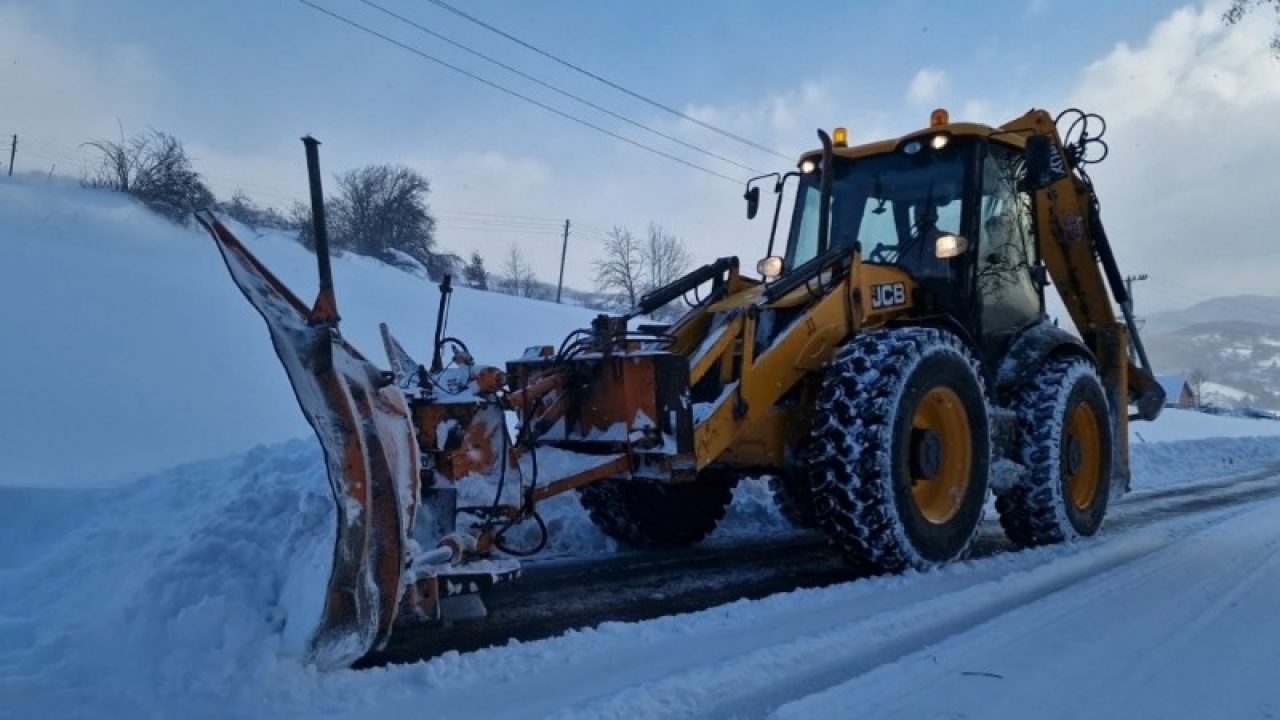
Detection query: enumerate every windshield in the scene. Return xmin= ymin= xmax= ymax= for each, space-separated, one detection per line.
xmin=784 ymin=139 xmax=971 ymax=279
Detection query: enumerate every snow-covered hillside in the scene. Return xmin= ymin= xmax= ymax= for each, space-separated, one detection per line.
xmin=0 ymin=176 xmax=597 ymax=487
xmin=1144 ymin=317 xmax=1280 ymax=411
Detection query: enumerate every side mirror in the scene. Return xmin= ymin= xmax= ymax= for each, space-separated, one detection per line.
xmin=934 ymin=234 xmax=969 ymax=259
xmin=745 ymin=186 xmax=761 ymax=220
xmin=757 ymin=255 xmax=784 ymax=279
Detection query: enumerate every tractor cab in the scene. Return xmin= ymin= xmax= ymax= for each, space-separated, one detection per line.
xmin=755 ymin=123 xmax=1045 ymax=366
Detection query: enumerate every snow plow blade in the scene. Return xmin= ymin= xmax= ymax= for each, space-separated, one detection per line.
xmin=196 ymin=212 xmax=419 ymax=669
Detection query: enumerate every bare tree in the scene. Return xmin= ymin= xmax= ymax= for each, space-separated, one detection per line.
xmin=1188 ymin=368 xmax=1210 ymax=408
xmin=643 ymin=223 xmax=690 ymax=292
xmin=83 ymin=128 xmax=214 ymax=224
xmin=326 ymin=164 xmax=442 ymax=276
xmin=593 ymin=226 xmax=644 ymax=310
xmin=641 ymin=223 xmax=691 ymax=320
xmin=218 ymin=190 xmax=290 ymax=230
xmin=500 ymin=244 xmax=539 ymax=298
xmin=1224 ymin=0 xmax=1280 ymax=53
xmin=289 ymin=201 xmax=318 ymax=249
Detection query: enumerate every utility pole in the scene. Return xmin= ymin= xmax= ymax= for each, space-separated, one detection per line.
xmin=1125 ymin=273 xmax=1148 ymax=305
xmin=1125 ymin=273 xmax=1149 ymax=363
xmin=555 ymin=219 xmax=570 ymax=304
xmin=7 ymin=135 xmax=15 ymax=177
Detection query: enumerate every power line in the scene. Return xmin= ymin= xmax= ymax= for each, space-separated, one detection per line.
xmin=437 ymin=209 xmax=567 ymax=223
xmin=439 ymin=224 xmax=563 ymax=235
xmin=293 ymin=0 xmax=742 ymax=185
xmin=357 ymin=0 xmax=762 ymax=175
xmin=423 ymin=0 xmax=794 ymax=162
xmin=438 ymin=217 xmax=563 ymax=229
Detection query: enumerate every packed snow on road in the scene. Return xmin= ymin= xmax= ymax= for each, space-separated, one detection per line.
xmin=4 ymin=177 xmax=1280 ymax=718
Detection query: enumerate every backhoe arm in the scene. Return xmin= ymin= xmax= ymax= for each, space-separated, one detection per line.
xmin=1001 ymin=110 xmax=1164 ymax=418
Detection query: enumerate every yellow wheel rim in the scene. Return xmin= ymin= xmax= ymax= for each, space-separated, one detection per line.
xmin=910 ymin=387 xmax=972 ymax=525
xmin=1064 ymin=402 xmax=1103 ymax=511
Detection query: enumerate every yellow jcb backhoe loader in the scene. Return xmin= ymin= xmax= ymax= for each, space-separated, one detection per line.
xmin=196 ymin=107 xmax=1163 ymax=668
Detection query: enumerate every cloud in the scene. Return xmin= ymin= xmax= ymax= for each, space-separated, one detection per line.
xmin=0 ymin=4 xmax=161 ymax=169
xmin=907 ymin=68 xmax=948 ymax=106
xmin=682 ymin=81 xmax=839 ymax=159
xmin=651 ymin=3 xmax=1280 ymax=313
xmin=1071 ymin=3 xmax=1280 ymax=307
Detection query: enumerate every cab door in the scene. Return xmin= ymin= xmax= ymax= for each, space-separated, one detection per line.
xmin=976 ymin=143 xmax=1042 ymax=362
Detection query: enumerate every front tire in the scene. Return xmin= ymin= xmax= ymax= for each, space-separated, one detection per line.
xmin=807 ymin=327 xmax=991 ymax=571
xmin=995 ymin=357 xmax=1113 ymax=547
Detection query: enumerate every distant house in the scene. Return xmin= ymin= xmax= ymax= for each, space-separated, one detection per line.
xmin=1155 ymin=374 xmax=1195 ymax=408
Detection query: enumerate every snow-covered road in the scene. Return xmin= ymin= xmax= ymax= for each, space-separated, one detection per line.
xmin=778 ymin=494 xmax=1280 ymax=719
xmin=327 ymin=475 xmax=1280 ymax=720
xmin=371 ymin=462 xmax=1280 ymax=667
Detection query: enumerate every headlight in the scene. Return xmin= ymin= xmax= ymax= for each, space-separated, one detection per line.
xmin=757 ymin=255 xmax=784 ymax=279
xmin=934 ymin=233 xmax=969 ymax=259
xmin=800 ymin=159 xmax=817 ymax=174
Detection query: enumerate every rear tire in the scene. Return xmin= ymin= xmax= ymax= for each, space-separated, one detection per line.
xmin=996 ymin=358 xmax=1112 ymax=546
xmin=807 ymin=327 xmax=991 ymax=571
xmin=577 ymin=473 xmax=738 ymax=547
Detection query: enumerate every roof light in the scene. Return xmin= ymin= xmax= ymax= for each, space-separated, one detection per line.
xmin=833 ymin=127 xmax=848 ymax=148
xmin=931 ymin=108 xmax=950 ymax=127
xmin=800 ymin=159 xmax=817 ymax=173
xmin=930 ymin=134 xmax=949 ymax=150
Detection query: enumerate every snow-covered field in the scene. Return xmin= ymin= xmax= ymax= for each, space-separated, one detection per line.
xmin=4 ymin=177 xmax=1280 ymax=718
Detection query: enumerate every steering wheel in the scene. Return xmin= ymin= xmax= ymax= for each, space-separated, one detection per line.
xmin=868 ymin=243 xmax=898 ymax=263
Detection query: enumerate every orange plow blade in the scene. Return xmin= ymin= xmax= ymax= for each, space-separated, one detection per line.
xmin=196 ymin=212 xmax=420 ymax=668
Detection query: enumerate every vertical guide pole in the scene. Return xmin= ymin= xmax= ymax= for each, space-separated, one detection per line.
xmin=302 ymin=135 xmax=338 ymax=322
xmin=430 ymin=275 xmax=453 ymax=373
xmin=7 ymin=135 xmax=15 ymax=177
xmin=556 ymin=219 xmax=570 ymax=304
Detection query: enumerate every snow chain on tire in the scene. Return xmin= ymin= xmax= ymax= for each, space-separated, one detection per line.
xmin=769 ymin=473 xmax=820 ymax=528
xmin=996 ymin=357 xmax=1113 ymax=547
xmin=577 ymin=473 xmax=738 ymax=547
xmin=806 ymin=327 xmax=991 ymax=572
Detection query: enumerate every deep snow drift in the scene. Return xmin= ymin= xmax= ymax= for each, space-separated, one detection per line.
xmin=0 ymin=176 xmax=598 ymax=488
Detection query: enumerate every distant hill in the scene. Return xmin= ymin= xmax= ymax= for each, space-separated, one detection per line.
xmin=1142 ymin=295 xmax=1280 ymax=335
xmin=1141 ymin=302 xmax=1280 ymax=410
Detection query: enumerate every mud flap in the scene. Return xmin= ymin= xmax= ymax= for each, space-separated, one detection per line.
xmin=196 ymin=213 xmax=420 ymax=668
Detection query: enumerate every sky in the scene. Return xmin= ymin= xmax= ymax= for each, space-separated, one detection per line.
xmin=2 ymin=0 xmax=1278 ymax=312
